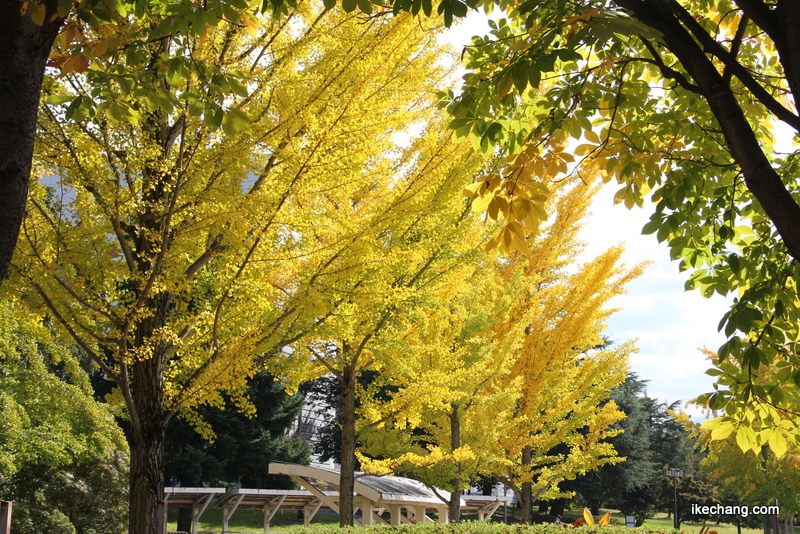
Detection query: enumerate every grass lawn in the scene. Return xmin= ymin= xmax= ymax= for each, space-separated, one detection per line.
xmin=167 ymin=507 xmax=340 ymax=533
xmin=168 ymin=507 xmax=789 ymax=534
xmin=640 ymin=513 xmax=791 ymax=534
xmin=167 ymin=508 xmax=510 ymax=533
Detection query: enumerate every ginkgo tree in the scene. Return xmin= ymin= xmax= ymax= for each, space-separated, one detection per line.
xmin=356 ymin=179 xmax=641 ymax=523
xmin=354 ymin=236 xmax=525 ymax=523
xmin=489 ymin=184 xmax=641 ymax=522
xmin=10 ymin=6 xmax=465 ymax=533
xmin=274 ymin=122 xmax=495 ymax=525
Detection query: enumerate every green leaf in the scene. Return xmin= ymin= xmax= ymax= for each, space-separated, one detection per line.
xmin=228 ymin=78 xmax=249 ymax=98
xmin=527 ymin=67 xmax=541 ymax=90
xmin=221 ymin=108 xmax=251 ymax=135
xmin=422 ymin=0 xmax=432 ymax=17
xmin=44 ymin=94 xmax=76 ymax=105
xmin=512 ymin=60 xmax=529 ymax=93
xmin=357 ymin=0 xmax=373 ymax=13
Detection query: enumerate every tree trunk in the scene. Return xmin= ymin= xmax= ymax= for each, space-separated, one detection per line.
xmin=614 ymin=0 xmax=800 ymax=262
xmin=0 ymin=2 xmax=62 ymax=284
xmin=128 ymin=354 xmax=169 ymax=534
xmin=549 ymin=499 xmax=566 ymax=517
xmin=339 ymin=360 xmax=357 ymax=527
xmin=177 ymin=508 xmax=192 ymax=533
xmin=129 ymin=422 xmax=167 ymax=534
xmin=520 ymin=445 xmax=533 ymax=524
xmin=448 ymin=403 xmax=462 ymax=523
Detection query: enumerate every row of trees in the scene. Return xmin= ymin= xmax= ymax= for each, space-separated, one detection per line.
xmin=1 ymin=5 xmax=643 ymax=534
xmin=8 ymin=0 xmax=793 ymax=532
xmin=0 ymin=0 xmax=798 ymax=478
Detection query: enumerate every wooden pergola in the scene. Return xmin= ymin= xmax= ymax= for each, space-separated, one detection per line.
xmin=163 ymin=487 xmax=226 ymax=534
xmin=161 ymin=463 xmax=509 ymax=533
xmin=215 ymin=488 xmax=338 ymax=532
xmin=268 ymin=462 xmax=454 ymax=526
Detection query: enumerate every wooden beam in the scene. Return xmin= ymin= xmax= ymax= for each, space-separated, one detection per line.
xmin=263 ymin=495 xmax=286 ymax=532
xmin=192 ymin=494 xmax=215 ymax=534
xmin=222 ymin=494 xmax=246 ymax=534
xmin=476 ymin=501 xmax=501 ymax=521
xmin=303 ymin=499 xmax=323 ymax=527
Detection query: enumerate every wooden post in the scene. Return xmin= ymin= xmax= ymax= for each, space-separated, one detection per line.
xmin=0 ymin=501 xmax=11 ymax=534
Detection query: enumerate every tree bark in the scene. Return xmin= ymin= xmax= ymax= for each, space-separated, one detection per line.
xmin=339 ymin=358 xmax=357 ymax=526
xmin=127 ymin=351 xmax=169 ymax=534
xmin=177 ymin=508 xmax=192 ymax=534
xmin=520 ymin=445 xmax=533 ymax=524
xmin=0 ymin=2 xmax=62 ymax=284
xmin=615 ymin=0 xmax=800 ymax=261
xmin=448 ymin=403 xmax=462 ymax=523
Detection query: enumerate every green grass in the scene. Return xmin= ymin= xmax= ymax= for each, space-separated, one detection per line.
xmin=641 ymin=513 xmax=796 ymax=534
xmin=168 ymin=506 xmax=791 ymax=534
xmin=167 ymin=507 xmax=341 ymax=533
xmin=166 ymin=519 xmax=676 ymax=534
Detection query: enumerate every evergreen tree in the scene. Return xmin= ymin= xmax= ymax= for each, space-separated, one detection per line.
xmin=164 ymin=372 xmax=310 ymax=489
xmin=576 ymin=373 xmax=658 ymax=518
xmin=575 ymin=373 xmax=695 ymax=524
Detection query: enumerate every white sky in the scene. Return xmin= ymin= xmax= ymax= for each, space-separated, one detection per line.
xmin=439 ymin=14 xmax=731 ymax=419
xmin=579 ymin=186 xmax=730 ymax=419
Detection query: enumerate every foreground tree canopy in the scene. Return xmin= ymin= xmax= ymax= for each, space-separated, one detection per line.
xmin=0 ymin=301 xmax=128 ymax=534
xmin=433 ymin=0 xmax=800 ymax=455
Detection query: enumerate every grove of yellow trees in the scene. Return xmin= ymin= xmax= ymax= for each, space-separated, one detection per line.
xmin=3 ymin=2 xmax=642 ymax=533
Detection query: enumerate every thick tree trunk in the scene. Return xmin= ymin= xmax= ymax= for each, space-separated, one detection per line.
xmin=448 ymin=403 xmax=462 ymax=523
xmin=129 ymin=421 xmax=166 ymax=534
xmin=520 ymin=445 xmax=533 ymax=524
xmin=0 ymin=2 xmax=62 ymax=284
xmin=339 ymin=361 xmax=357 ymax=527
xmin=128 ymin=353 xmax=169 ymax=534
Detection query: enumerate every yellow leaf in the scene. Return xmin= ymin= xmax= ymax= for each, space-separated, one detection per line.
xmin=91 ymin=39 xmax=109 ymax=58
xmin=471 ymin=192 xmax=493 ymax=213
xmin=709 ymin=421 xmax=735 ymax=440
xmin=583 ymin=508 xmax=595 ymax=527
xmin=241 ymin=12 xmax=259 ymax=37
xmin=598 ymin=511 xmax=611 ymax=526
xmin=22 ymin=1 xmax=47 ymax=26
xmin=768 ymin=428 xmax=787 ymax=457
xmin=462 ymin=182 xmax=484 ymax=197
xmin=60 ymin=54 xmax=90 ymax=77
